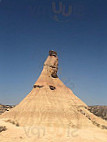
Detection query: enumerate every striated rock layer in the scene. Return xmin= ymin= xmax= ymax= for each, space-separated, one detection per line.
xmin=1 ymin=51 xmax=107 ymax=129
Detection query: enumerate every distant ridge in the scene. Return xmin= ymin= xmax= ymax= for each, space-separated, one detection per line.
xmin=0 ymin=104 xmax=14 ymax=115
xmin=88 ymin=106 xmax=107 ymax=120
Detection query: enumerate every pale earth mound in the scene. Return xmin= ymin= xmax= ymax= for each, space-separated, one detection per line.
xmin=0 ymin=51 xmax=107 ymax=142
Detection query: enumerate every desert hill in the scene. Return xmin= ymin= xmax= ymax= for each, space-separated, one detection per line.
xmin=0 ymin=51 xmax=107 ymax=142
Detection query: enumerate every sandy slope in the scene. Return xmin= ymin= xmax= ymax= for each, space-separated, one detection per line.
xmin=0 ymin=119 xmax=107 ymax=142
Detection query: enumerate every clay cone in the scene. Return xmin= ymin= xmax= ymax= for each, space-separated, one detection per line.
xmin=1 ymin=51 xmax=107 ymax=129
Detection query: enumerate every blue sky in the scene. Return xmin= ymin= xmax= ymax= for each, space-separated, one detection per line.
xmin=0 ymin=0 xmax=107 ymax=105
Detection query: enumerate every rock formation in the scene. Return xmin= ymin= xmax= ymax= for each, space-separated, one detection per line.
xmin=1 ymin=51 xmax=107 ymax=130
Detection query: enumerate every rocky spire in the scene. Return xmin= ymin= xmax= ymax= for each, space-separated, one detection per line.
xmin=44 ymin=50 xmax=58 ymax=78
xmin=1 ymin=50 xmax=91 ymax=127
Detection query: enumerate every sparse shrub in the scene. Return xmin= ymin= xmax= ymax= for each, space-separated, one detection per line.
xmin=16 ymin=123 xmax=19 ymax=127
xmin=0 ymin=126 xmax=7 ymax=133
xmin=101 ymin=125 xmax=107 ymax=129
xmin=5 ymin=119 xmax=19 ymax=127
